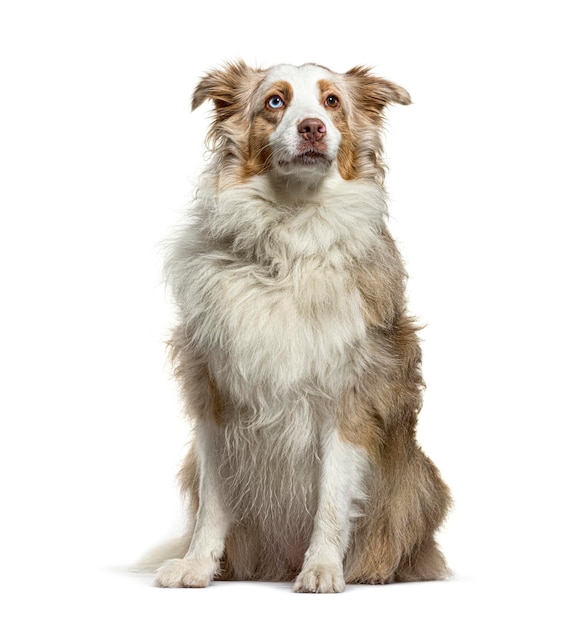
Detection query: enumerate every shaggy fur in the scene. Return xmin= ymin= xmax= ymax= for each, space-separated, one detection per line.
xmin=152 ymin=61 xmax=451 ymax=592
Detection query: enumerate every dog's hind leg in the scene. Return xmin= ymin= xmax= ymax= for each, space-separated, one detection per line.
xmin=393 ymin=535 xmax=450 ymax=582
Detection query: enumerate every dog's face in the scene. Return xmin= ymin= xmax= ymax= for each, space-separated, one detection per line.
xmin=192 ymin=61 xmax=411 ymax=187
xmin=256 ymin=64 xmax=345 ymax=182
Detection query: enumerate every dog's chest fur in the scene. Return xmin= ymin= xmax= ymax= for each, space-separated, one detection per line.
xmin=173 ymin=176 xmax=385 ymax=406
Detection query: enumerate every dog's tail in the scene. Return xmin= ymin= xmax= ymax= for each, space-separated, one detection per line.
xmin=130 ymin=535 xmax=190 ymax=573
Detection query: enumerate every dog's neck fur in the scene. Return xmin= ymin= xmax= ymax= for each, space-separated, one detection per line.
xmin=264 ymin=166 xmax=339 ymax=202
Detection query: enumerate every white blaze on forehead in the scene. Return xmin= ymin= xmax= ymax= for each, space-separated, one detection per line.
xmin=265 ymin=63 xmax=335 ymax=120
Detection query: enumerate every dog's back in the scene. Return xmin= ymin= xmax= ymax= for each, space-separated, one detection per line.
xmin=155 ymin=62 xmax=451 ymax=592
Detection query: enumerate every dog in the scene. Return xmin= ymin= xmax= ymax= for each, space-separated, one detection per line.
xmin=153 ymin=61 xmax=451 ymax=592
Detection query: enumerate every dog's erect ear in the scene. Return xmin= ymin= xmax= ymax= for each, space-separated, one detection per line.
xmin=345 ymin=66 xmax=411 ymax=120
xmin=191 ymin=60 xmax=264 ymax=114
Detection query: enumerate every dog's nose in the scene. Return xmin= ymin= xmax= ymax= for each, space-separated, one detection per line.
xmin=298 ymin=118 xmax=326 ymax=142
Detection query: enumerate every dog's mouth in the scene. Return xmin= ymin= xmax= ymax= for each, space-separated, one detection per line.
xmin=279 ymin=149 xmax=331 ymax=168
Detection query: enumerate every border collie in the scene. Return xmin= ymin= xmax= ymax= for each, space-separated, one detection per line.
xmin=153 ymin=61 xmax=451 ymax=592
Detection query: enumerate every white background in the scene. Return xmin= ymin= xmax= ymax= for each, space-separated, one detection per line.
xmin=1 ymin=0 xmax=581 ymax=623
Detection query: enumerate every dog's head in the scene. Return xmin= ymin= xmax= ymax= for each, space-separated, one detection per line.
xmin=192 ymin=61 xmax=411 ymax=188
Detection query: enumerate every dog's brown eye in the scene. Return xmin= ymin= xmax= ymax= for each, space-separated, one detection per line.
xmin=325 ymin=95 xmax=340 ymax=108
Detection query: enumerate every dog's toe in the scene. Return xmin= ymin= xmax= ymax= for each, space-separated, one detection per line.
xmin=155 ymin=558 xmax=213 ymax=588
xmin=293 ymin=563 xmax=345 ymax=593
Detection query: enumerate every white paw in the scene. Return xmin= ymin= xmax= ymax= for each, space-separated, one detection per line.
xmin=293 ymin=562 xmax=346 ymax=593
xmin=155 ymin=557 xmax=215 ymax=588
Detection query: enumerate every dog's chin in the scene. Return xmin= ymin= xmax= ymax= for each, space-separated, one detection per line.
xmin=275 ymin=150 xmax=333 ymax=179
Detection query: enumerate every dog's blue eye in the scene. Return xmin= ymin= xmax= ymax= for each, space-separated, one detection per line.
xmin=267 ymin=96 xmax=284 ymax=109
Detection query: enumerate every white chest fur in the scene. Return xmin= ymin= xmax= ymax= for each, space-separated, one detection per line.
xmin=169 ymin=174 xmax=386 ymax=407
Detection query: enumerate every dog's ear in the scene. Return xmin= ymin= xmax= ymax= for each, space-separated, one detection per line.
xmin=345 ymin=66 xmax=411 ymax=120
xmin=191 ymin=60 xmax=264 ymax=115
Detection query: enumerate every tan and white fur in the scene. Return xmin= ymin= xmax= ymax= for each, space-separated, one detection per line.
xmin=153 ymin=61 xmax=451 ymax=592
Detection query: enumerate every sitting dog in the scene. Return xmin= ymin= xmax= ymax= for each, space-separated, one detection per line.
xmin=154 ymin=61 xmax=451 ymax=592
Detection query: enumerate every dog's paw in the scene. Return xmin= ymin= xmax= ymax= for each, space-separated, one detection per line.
xmin=293 ymin=562 xmax=346 ymax=593
xmin=155 ymin=557 xmax=215 ymax=588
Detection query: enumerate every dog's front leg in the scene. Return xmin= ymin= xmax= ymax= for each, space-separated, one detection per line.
xmin=156 ymin=421 xmax=230 ymax=588
xmin=294 ymin=424 xmax=368 ymax=593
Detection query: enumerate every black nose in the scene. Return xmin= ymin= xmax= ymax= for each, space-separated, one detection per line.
xmin=298 ymin=118 xmax=326 ymax=142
